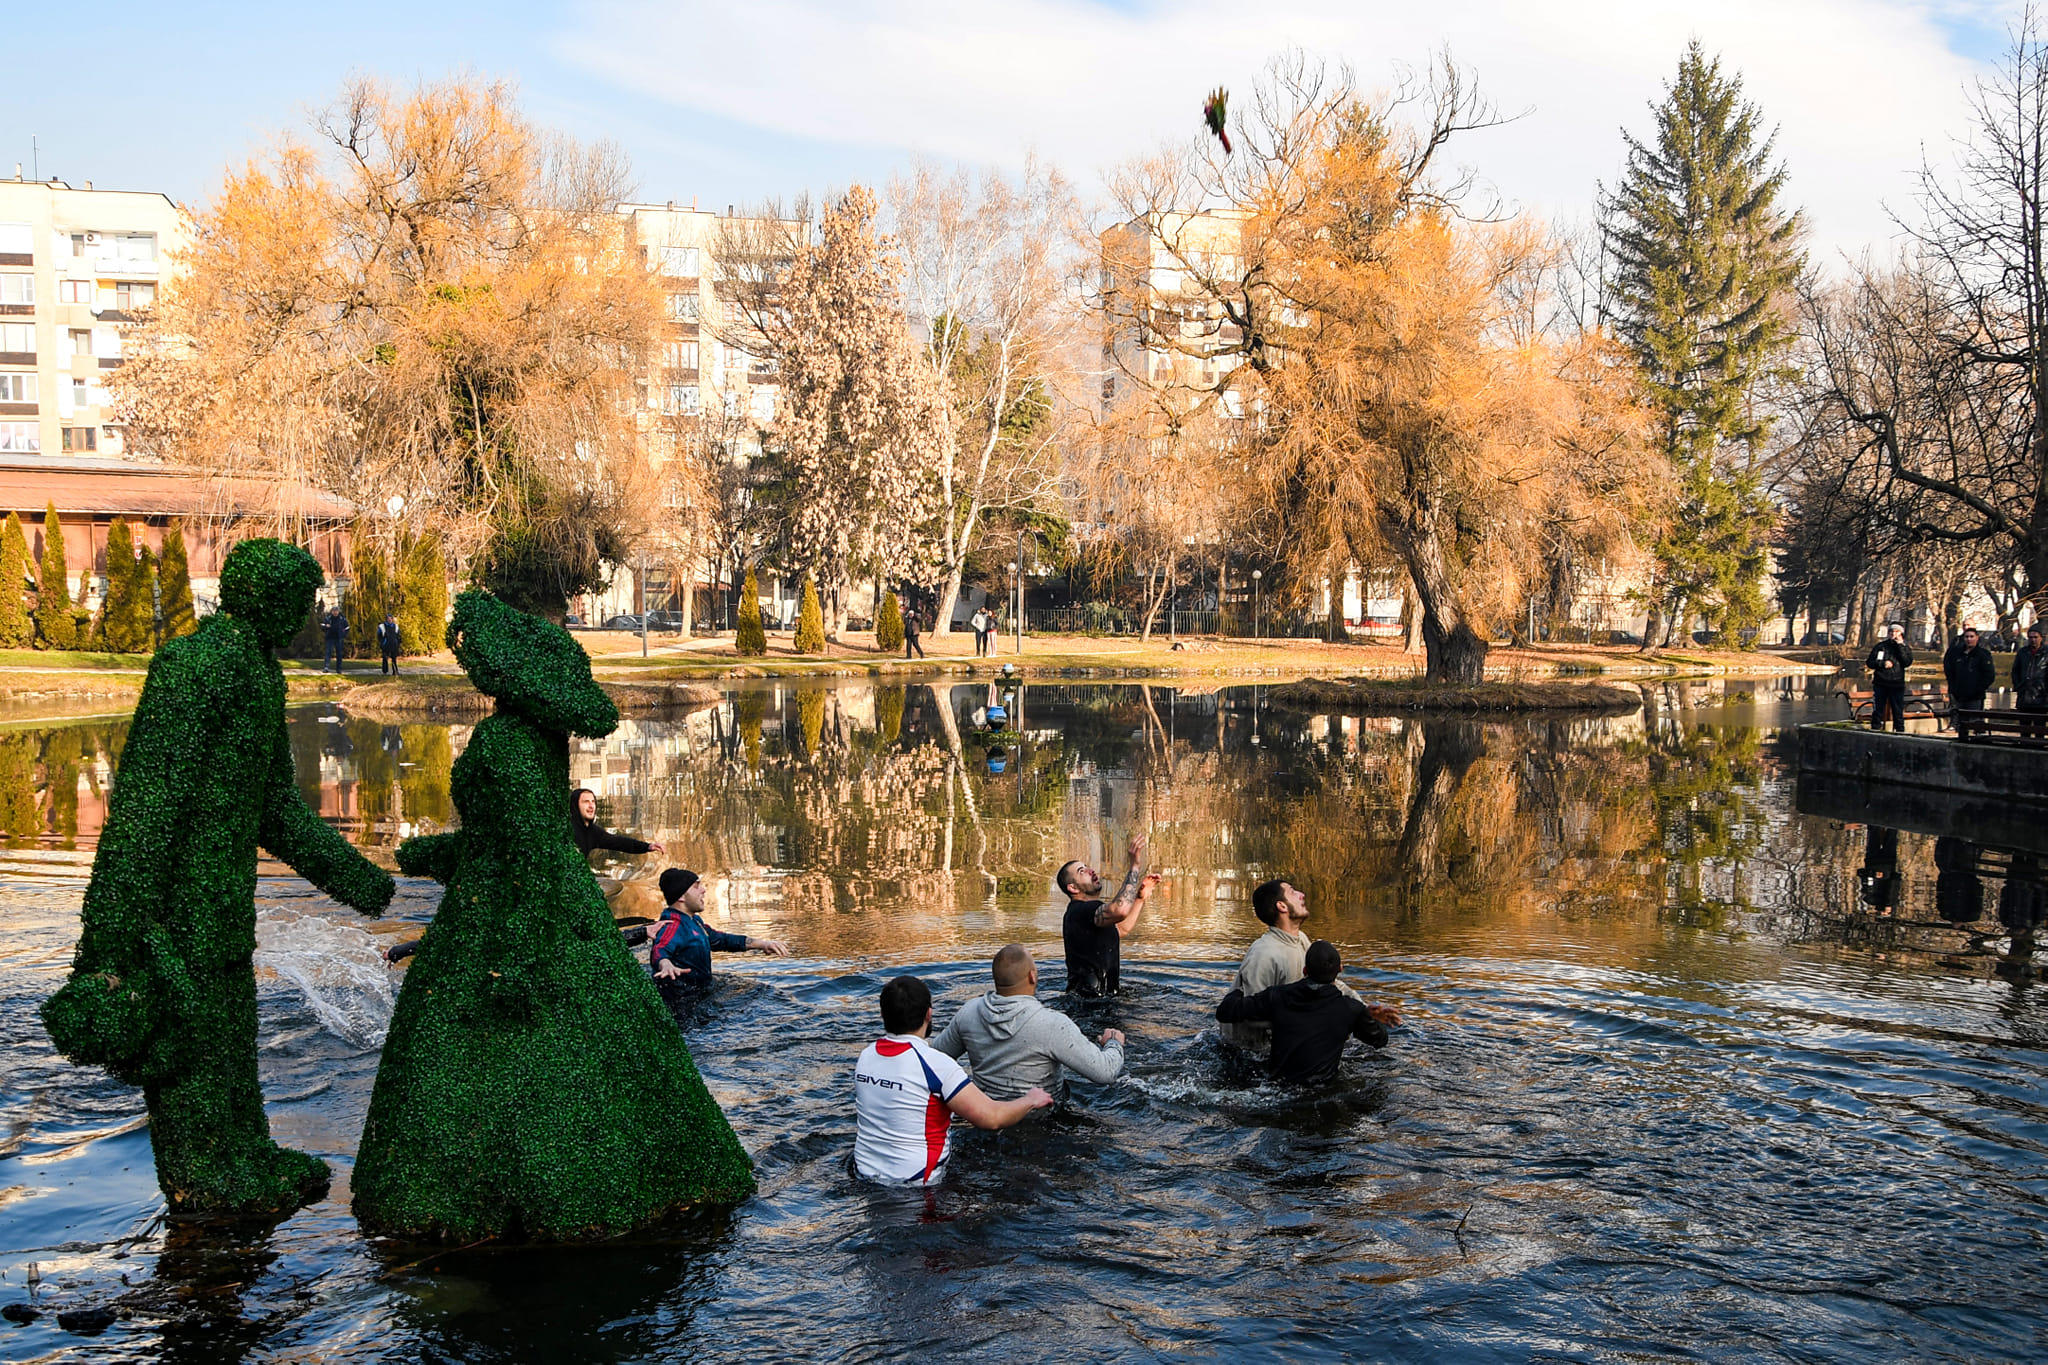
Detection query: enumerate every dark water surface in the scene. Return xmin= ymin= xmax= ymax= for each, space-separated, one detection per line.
xmin=3 ymin=677 xmax=2046 ymax=1362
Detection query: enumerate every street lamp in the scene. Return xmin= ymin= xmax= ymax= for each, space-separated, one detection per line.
xmin=1252 ymin=569 xmax=1263 ymax=640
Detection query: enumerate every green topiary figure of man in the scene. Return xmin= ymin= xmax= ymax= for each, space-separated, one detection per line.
xmin=41 ymin=539 xmax=397 ymax=1217
xmin=353 ymin=590 xmax=754 ymax=1243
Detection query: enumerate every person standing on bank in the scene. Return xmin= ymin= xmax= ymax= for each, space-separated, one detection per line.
xmin=2015 ymin=624 xmax=2048 ymax=737
xmin=970 ymin=605 xmax=991 ymax=657
xmin=1057 ymin=834 xmax=1160 ymax=998
xmin=321 ymin=607 xmax=349 ymax=672
xmin=376 ymin=612 xmax=402 ymax=676
xmin=1866 ymin=624 xmax=1912 ymax=732
xmin=1944 ymin=625 xmax=1996 ymax=730
xmin=903 ymin=605 xmax=924 ymax=659
xmin=1220 ymin=879 xmax=1356 ymax=1052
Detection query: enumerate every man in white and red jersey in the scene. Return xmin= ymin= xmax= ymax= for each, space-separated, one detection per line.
xmin=853 ymin=975 xmax=1052 ymax=1185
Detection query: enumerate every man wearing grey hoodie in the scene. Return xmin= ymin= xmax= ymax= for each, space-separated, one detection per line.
xmin=930 ymin=945 xmax=1127 ymax=1102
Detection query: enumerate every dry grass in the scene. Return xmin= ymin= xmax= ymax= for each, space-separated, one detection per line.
xmin=1269 ymin=677 xmax=1645 ymax=714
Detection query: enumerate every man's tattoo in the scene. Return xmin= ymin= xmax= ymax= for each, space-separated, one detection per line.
xmin=1097 ymin=862 xmax=1147 ymax=925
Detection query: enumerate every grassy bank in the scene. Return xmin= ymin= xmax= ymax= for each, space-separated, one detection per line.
xmin=1269 ymin=678 xmax=1646 ymax=714
xmin=335 ymin=675 xmax=724 ymax=719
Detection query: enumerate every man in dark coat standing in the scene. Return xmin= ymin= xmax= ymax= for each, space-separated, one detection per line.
xmin=1944 ymin=626 xmax=1996 ymax=733
xmin=2014 ymin=624 xmax=2048 ymax=738
xmin=321 ymin=608 xmax=348 ymax=672
xmin=376 ymin=613 xmax=402 ymax=675
xmin=1865 ymin=624 xmax=1912 ymax=732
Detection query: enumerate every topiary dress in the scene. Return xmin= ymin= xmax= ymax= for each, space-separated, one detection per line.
xmin=351 ymin=591 xmax=754 ymax=1242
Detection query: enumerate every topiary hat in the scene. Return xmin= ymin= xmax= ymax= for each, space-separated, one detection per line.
xmin=219 ymin=538 xmax=325 ymax=650
xmin=447 ymin=589 xmax=619 ymax=737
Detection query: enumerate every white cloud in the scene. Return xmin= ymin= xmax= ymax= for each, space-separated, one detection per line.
xmin=557 ymin=0 xmax=2015 ymax=256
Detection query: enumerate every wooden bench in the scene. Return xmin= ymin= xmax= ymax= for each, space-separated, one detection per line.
xmin=1954 ymin=708 xmax=2048 ymax=748
xmin=1838 ymin=685 xmax=1952 ymax=730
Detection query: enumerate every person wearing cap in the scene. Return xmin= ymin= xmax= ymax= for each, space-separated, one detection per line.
xmin=647 ymin=868 xmax=790 ymax=1000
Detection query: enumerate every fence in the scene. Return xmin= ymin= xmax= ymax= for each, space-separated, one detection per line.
xmin=1020 ymin=606 xmax=1354 ymax=640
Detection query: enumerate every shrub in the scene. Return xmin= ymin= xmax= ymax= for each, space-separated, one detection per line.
xmin=875 ymin=591 xmax=904 ymax=651
xmin=397 ymin=531 xmax=449 ymax=657
xmin=158 ymin=524 xmax=197 ymax=640
xmin=0 ymin=513 xmax=31 ymax=648
xmin=794 ymin=578 xmax=825 ymax=654
xmin=99 ymin=520 xmax=154 ymax=654
xmin=36 ymin=504 xmax=76 ymax=650
xmin=734 ymin=568 xmax=767 ymax=656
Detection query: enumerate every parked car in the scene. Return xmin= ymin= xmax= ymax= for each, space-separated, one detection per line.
xmin=1799 ymin=630 xmax=1846 ymax=646
xmin=564 ymin=613 xmax=586 ymax=627
xmin=643 ymin=610 xmax=684 ymax=630
xmin=602 ymin=614 xmax=645 ymax=631
xmin=1606 ymin=630 xmax=1643 ymax=646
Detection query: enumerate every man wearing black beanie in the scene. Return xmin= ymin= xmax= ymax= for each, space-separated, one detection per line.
xmin=647 ymin=868 xmax=791 ymax=1008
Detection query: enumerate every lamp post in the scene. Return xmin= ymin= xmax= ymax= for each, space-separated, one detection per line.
xmin=1252 ymin=569 xmax=1263 ymax=640
xmin=1008 ymin=558 xmax=1020 ymax=656
xmin=1015 ymin=529 xmax=1026 ymax=655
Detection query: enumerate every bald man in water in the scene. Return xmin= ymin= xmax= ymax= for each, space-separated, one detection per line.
xmin=930 ymin=945 xmax=1127 ymax=1102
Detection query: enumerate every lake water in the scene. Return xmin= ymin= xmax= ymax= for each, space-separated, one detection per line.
xmin=2 ymin=678 xmax=2045 ymax=1362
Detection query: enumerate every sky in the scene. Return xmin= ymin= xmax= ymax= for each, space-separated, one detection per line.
xmin=0 ymin=1 xmax=2026 ymax=262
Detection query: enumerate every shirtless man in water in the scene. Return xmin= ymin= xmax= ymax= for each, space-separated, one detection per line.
xmin=1056 ymin=834 xmax=1159 ymax=998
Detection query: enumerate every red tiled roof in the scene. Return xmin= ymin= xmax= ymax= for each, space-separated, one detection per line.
xmin=0 ymin=458 xmax=355 ymax=520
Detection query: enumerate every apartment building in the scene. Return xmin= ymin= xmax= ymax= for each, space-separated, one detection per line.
xmin=0 ymin=176 xmax=186 ymax=460
xmin=1098 ymin=209 xmax=1251 ymax=410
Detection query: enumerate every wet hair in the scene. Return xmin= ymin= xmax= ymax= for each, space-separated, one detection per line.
xmin=991 ymin=944 xmax=1033 ymax=990
xmin=1054 ymin=860 xmax=1083 ymax=897
xmin=1304 ymin=940 xmax=1342 ymax=984
xmin=1252 ymin=879 xmax=1288 ymax=926
xmin=879 ymin=976 xmax=932 ymax=1035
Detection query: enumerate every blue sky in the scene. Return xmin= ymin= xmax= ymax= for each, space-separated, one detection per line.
xmin=0 ymin=1 xmax=2026 ymax=257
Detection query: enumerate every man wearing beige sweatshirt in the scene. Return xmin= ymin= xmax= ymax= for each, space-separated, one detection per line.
xmin=1221 ymin=879 xmax=1357 ymax=1052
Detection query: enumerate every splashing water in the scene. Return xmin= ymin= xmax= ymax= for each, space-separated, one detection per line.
xmin=253 ymin=908 xmax=394 ymax=1049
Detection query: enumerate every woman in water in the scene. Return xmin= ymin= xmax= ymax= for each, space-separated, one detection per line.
xmin=572 ymin=787 xmax=664 ymax=857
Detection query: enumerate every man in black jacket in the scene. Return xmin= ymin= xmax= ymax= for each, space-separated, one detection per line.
xmin=1215 ymin=941 xmax=1400 ymax=1084
xmin=2015 ymin=625 xmax=2048 ymax=738
xmin=1944 ymin=626 xmax=1996 ymax=732
xmin=1865 ymin=624 xmax=1912 ymax=732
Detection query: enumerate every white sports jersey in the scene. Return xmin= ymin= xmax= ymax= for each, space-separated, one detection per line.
xmin=853 ymin=1033 xmax=971 ymax=1184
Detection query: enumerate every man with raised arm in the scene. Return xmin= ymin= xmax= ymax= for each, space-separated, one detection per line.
xmin=1056 ymin=834 xmax=1160 ymax=998
xmin=931 ymin=945 xmax=1126 ymax=1101
xmin=853 ymin=976 xmax=1053 ymax=1186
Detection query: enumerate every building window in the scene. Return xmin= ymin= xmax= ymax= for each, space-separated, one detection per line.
xmin=663 ymin=340 xmax=698 ymax=370
xmin=61 ymin=426 xmax=97 ymax=452
xmin=57 ymin=279 xmax=91 ymax=304
xmin=71 ymin=329 xmax=92 ymax=356
xmin=659 ymin=246 xmax=700 ymax=277
xmin=0 ymin=422 xmax=38 ymax=452
xmin=667 ymin=292 xmax=699 ymax=322
xmin=663 ymin=384 xmax=700 ymax=416
xmin=751 ymin=388 xmax=775 ymax=423
xmin=0 ymin=222 xmax=32 ymax=256
xmin=0 ymin=274 xmax=31 ymax=305
xmin=0 ymin=373 xmax=34 ymax=402
xmin=112 ymin=233 xmax=157 ymax=262
xmin=0 ymin=323 xmax=34 ymax=354
xmin=71 ymin=378 xmax=89 ymax=409
xmin=114 ymin=281 xmax=156 ymax=310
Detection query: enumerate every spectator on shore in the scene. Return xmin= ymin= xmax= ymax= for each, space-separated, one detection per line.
xmin=1865 ymin=624 xmax=1912 ymax=733
xmin=2015 ymin=625 xmax=2048 ymax=737
xmin=1944 ymin=626 xmax=1996 ymax=729
xmin=970 ymin=606 xmax=991 ymax=657
xmin=376 ymin=613 xmax=402 ymax=675
xmin=903 ymin=606 xmax=924 ymax=660
xmin=930 ymin=945 xmax=1126 ymax=1103
xmin=321 ymin=608 xmax=348 ymax=672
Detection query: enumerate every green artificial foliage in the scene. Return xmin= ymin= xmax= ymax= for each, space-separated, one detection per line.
xmin=99 ymin=520 xmax=153 ymax=654
xmin=36 ymin=503 xmax=76 ymax=650
xmin=1602 ymin=42 xmax=1801 ymax=641
xmin=0 ymin=513 xmax=31 ymax=647
xmin=353 ymin=590 xmax=754 ymax=1243
xmin=875 ymin=591 xmax=904 ymax=651
xmin=40 ymin=538 xmax=397 ymax=1217
xmin=397 ymin=531 xmax=449 ymax=657
xmin=734 ymin=567 xmax=767 ymax=656
xmin=794 ymin=578 xmax=825 ymax=654
xmin=158 ymin=525 xmax=197 ymax=640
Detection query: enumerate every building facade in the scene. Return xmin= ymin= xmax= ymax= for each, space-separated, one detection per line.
xmin=0 ymin=177 xmax=186 ymax=461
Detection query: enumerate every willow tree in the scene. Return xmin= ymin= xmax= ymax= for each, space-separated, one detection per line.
xmin=1105 ymin=55 xmax=1660 ymax=681
xmin=1601 ymin=43 xmax=1803 ymax=643
xmin=115 ymin=76 xmax=660 ymax=620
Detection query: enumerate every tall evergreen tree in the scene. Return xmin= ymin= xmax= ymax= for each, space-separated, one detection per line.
xmin=36 ymin=504 xmax=77 ymax=650
xmin=158 ymin=523 xmax=197 ymax=639
xmin=138 ymin=545 xmax=160 ymax=647
xmin=794 ymin=578 xmax=826 ymax=654
xmin=397 ymin=530 xmax=449 ymax=657
xmin=1603 ymin=42 xmax=1803 ymax=643
xmin=734 ymin=567 xmax=767 ymax=656
xmin=0 ymin=514 xmax=30 ymax=648
xmin=98 ymin=520 xmax=153 ymax=654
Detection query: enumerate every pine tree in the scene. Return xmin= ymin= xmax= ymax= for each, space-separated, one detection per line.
xmin=794 ymin=578 xmax=826 ymax=654
xmin=158 ymin=523 xmax=197 ymax=639
xmin=0 ymin=514 xmax=31 ymax=648
xmin=99 ymin=520 xmax=152 ymax=654
xmin=397 ymin=531 xmax=449 ymax=657
xmin=36 ymin=504 xmax=76 ymax=650
xmin=875 ymin=590 xmax=904 ymax=651
xmin=137 ymin=545 xmax=160 ymax=648
xmin=1602 ymin=42 xmax=1802 ymax=643
xmin=735 ymin=568 xmax=767 ymax=656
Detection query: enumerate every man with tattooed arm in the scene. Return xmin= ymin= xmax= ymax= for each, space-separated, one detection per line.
xmin=1056 ymin=835 xmax=1160 ymax=998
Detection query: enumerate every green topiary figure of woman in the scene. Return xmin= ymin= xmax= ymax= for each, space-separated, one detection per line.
xmin=41 ymin=539 xmax=397 ymax=1217
xmin=352 ymin=590 xmax=754 ymax=1243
